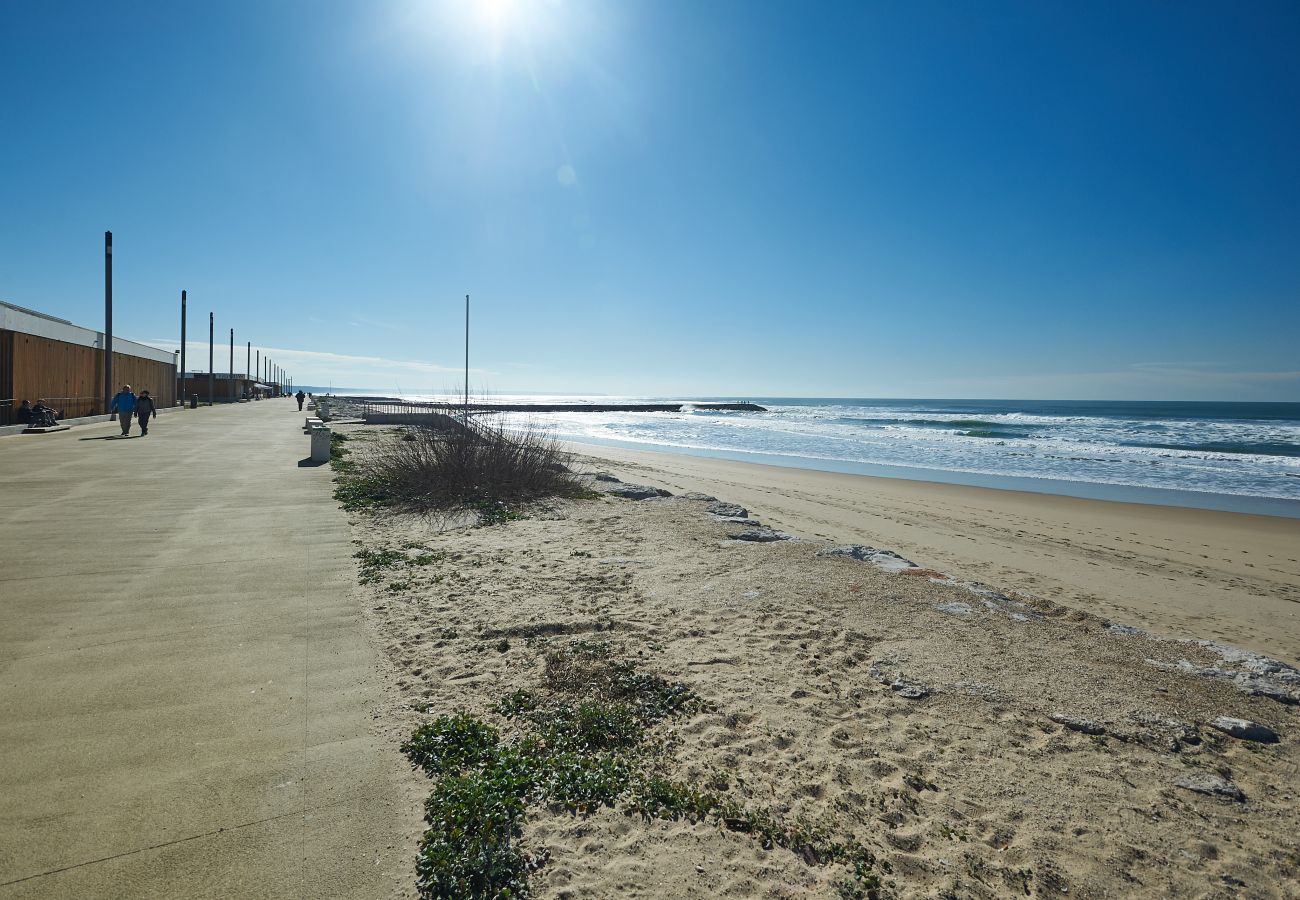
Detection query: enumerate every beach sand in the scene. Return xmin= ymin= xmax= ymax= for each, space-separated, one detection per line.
xmin=568 ymin=443 xmax=1300 ymax=665
xmin=336 ymin=428 xmax=1300 ymax=898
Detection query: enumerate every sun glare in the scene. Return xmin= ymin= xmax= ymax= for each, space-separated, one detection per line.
xmin=475 ymin=0 xmax=515 ymax=29
xmin=398 ymin=0 xmax=568 ymax=64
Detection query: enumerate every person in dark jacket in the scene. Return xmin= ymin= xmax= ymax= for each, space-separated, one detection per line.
xmin=31 ymin=399 xmax=58 ymax=427
xmin=295 ymin=389 xmax=306 ymax=411
xmin=15 ymin=400 xmax=32 ymax=424
xmin=136 ymin=390 xmax=157 ymax=436
xmin=110 ymin=384 xmax=137 ymax=436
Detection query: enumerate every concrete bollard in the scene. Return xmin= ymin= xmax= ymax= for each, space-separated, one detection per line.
xmin=310 ymin=425 xmax=331 ymax=464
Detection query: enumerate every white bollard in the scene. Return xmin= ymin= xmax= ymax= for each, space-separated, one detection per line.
xmin=310 ymin=425 xmax=331 ymax=463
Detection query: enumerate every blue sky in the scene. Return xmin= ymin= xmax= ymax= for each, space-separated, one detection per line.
xmin=2 ymin=0 xmax=1297 ymax=399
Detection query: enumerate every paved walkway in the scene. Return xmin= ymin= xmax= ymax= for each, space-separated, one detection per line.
xmin=0 ymin=401 xmax=418 ymax=898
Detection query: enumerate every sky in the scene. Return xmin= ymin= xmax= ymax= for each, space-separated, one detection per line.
xmin=1 ymin=0 xmax=1297 ymax=400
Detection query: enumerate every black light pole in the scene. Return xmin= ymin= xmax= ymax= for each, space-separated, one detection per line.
xmin=245 ymin=341 xmax=251 ymax=398
xmin=229 ymin=329 xmax=234 ymax=399
xmin=464 ymin=293 xmax=470 ymax=424
xmin=179 ymin=290 xmax=187 ymax=408
xmin=103 ymin=231 xmax=113 ymax=413
xmin=208 ymin=313 xmax=214 ymax=406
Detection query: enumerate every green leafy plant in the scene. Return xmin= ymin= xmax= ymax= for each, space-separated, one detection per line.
xmin=402 ymin=643 xmax=884 ymax=898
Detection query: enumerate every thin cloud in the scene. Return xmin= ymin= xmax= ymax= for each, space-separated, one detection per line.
xmin=138 ymin=338 xmax=494 ymax=386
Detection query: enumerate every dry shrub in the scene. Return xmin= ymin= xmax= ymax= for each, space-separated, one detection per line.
xmin=364 ymin=416 xmax=589 ymax=517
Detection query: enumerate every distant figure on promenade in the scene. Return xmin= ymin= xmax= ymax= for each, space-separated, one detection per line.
xmin=30 ymin=399 xmax=57 ymax=427
xmin=110 ymin=384 xmax=137 ymax=436
xmin=295 ymin=389 xmax=306 ymax=411
xmin=136 ymin=390 xmax=157 ymax=436
xmin=16 ymin=400 xmax=32 ymax=424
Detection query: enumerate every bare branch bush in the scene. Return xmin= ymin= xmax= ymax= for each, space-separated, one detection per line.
xmin=362 ymin=416 xmax=589 ymax=519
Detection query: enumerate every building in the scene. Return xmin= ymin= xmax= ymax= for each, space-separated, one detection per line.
xmin=178 ymin=372 xmax=276 ymax=403
xmin=0 ymin=301 xmax=177 ymax=426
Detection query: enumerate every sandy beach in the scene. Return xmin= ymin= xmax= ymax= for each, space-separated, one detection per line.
xmin=567 ymin=443 xmax=1300 ymax=666
xmin=334 ymin=426 xmax=1300 ymax=898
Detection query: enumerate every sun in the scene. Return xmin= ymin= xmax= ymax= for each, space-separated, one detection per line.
xmin=474 ymin=0 xmax=517 ymax=30
xmin=395 ymin=0 xmax=565 ymax=66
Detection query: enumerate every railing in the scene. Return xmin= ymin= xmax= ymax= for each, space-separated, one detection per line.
xmin=357 ymin=399 xmax=458 ymax=418
xmin=0 ymin=397 xmax=101 ymax=427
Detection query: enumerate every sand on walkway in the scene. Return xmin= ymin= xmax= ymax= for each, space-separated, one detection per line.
xmin=0 ymin=401 xmax=421 ymax=898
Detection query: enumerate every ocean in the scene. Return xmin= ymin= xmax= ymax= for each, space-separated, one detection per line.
xmin=364 ymin=395 xmax=1300 ymax=517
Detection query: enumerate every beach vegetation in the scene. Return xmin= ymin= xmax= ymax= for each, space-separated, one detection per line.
xmin=359 ymin=417 xmax=591 ymax=524
xmin=334 ymin=471 xmax=392 ymax=510
xmin=354 ymin=547 xmax=405 ymax=583
xmin=402 ymin=641 xmax=884 ymax=899
xmin=329 ymin=431 xmax=353 ymax=471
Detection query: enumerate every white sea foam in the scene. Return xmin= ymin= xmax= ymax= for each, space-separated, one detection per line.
xmin=375 ymin=395 xmax=1300 ymax=504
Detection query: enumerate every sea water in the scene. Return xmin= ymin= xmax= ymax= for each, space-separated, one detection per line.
xmin=379 ymin=395 xmax=1300 ymax=517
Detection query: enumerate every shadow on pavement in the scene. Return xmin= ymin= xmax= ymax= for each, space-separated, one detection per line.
xmin=298 ymin=457 xmax=326 ymax=467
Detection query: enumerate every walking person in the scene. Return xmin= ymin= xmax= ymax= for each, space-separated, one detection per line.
xmin=110 ymin=384 xmax=137 ymax=436
xmin=136 ymin=390 xmax=157 ymax=436
xmin=295 ymin=389 xmax=306 ymax=411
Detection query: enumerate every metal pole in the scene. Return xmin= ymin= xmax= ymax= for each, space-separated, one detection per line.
xmin=180 ymin=290 xmax=186 ymax=408
xmin=229 ymin=329 xmax=234 ymax=400
xmin=464 ymin=293 xmax=469 ymax=423
xmin=208 ymin=313 xmax=214 ymax=406
xmin=246 ymin=341 xmax=250 ymax=398
xmin=256 ymin=349 xmax=260 ymax=391
xmin=104 ymin=231 xmax=113 ymax=413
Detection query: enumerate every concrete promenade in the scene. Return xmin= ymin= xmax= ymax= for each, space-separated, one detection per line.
xmin=0 ymin=401 xmax=418 ymax=897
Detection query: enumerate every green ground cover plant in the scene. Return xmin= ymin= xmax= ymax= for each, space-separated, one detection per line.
xmin=401 ymin=641 xmax=884 ymax=899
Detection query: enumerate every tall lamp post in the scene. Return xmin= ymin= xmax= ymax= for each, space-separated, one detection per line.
xmin=464 ymin=293 xmax=470 ymax=423
xmin=207 ymin=313 xmax=214 ymax=406
xmin=179 ymin=290 xmax=186 ymax=408
xmin=103 ymin=231 xmax=113 ymax=413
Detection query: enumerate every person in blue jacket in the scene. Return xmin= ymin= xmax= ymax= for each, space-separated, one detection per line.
xmin=110 ymin=384 xmax=137 ymax=436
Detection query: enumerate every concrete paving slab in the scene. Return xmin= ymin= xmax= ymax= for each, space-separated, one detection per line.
xmin=0 ymin=400 xmax=421 ymax=897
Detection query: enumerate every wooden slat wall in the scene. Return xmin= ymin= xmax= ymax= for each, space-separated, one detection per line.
xmin=0 ymin=331 xmax=13 ymax=411
xmin=2 ymin=330 xmax=176 ymax=416
xmin=178 ymin=376 xmax=251 ymax=402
